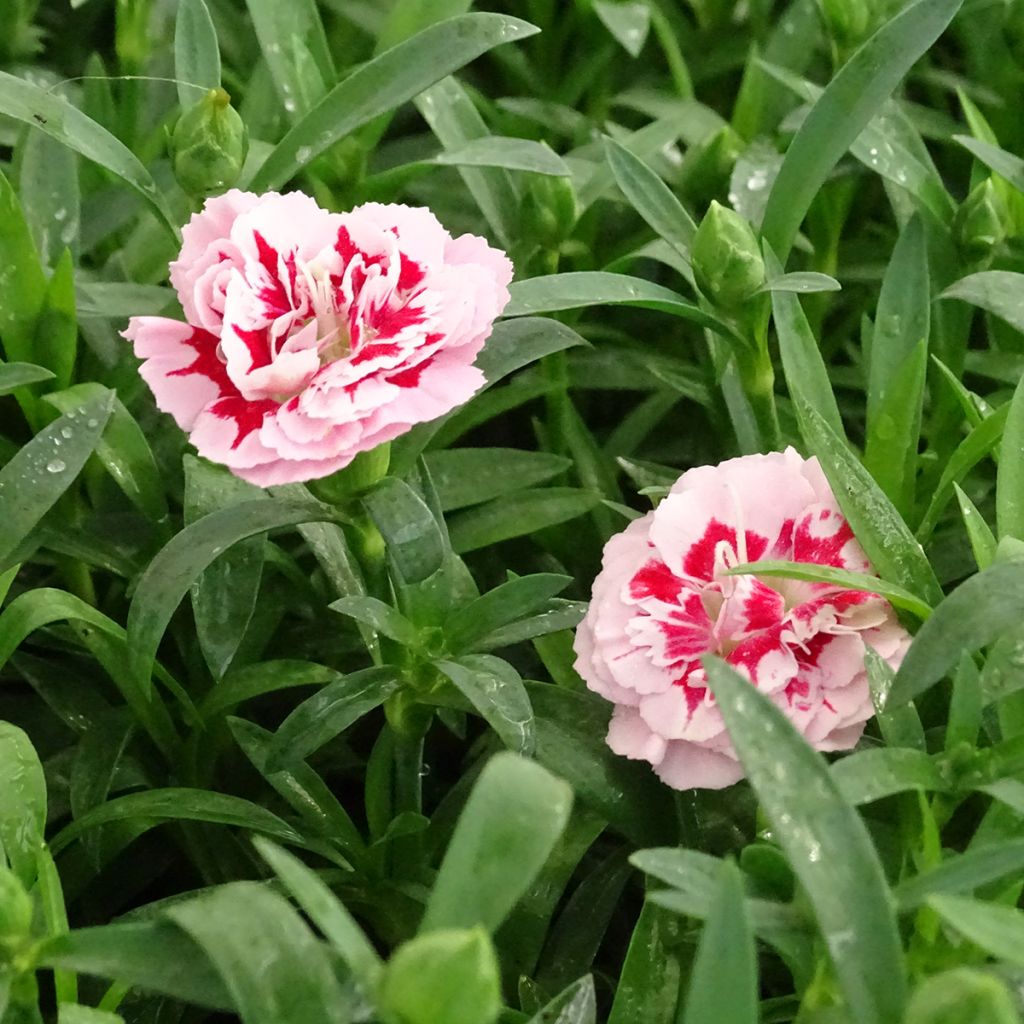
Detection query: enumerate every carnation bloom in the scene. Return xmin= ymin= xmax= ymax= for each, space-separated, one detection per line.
xmin=573 ymin=448 xmax=910 ymax=790
xmin=123 ymin=191 xmax=512 ymax=485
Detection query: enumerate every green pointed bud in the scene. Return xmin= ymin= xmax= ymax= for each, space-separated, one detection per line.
xmin=521 ymin=173 xmax=579 ymax=248
xmin=377 ymin=927 xmax=501 ymax=1024
xmin=171 ymin=88 xmax=249 ymax=198
xmin=0 ymin=867 xmax=33 ymax=957
xmin=956 ymin=179 xmax=1006 ymax=259
xmin=308 ymin=443 xmax=391 ymax=503
xmin=818 ymin=0 xmax=872 ymax=46
xmin=905 ymin=969 xmax=1020 ymax=1024
xmin=691 ymin=201 xmax=765 ymax=309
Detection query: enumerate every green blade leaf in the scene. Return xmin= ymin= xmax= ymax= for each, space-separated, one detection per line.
xmin=249 ymin=14 xmax=539 ymax=191
xmin=165 ymin=883 xmax=350 ymax=1024
xmin=594 ymin=1 xmax=650 ymax=57
xmin=830 ymin=748 xmax=948 ymax=805
xmin=423 ymin=449 xmax=572 ymax=512
xmin=174 ymin=0 xmax=221 ymax=108
xmin=39 ymin=922 xmax=234 ymax=1011
xmin=895 ymin=840 xmax=1024 ymax=911
xmin=434 ymin=136 xmax=570 ymax=175
xmin=998 ymin=371 xmax=1024 ymax=542
xmin=954 ymin=135 xmax=1024 ymax=193
xmin=436 ymin=655 xmax=535 ymax=754
xmin=604 ymin=136 xmax=696 ymax=259
xmin=682 ymin=860 xmax=758 ymax=1024
xmin=126 ymin=498 xmax=342 ymax=693
xmin=505 ymin=272 xmax=721 ymax=331
xmin=929 ymin=895 xmax=1024 ymax=966
xmin=363 ymin=477 xmax=446 ymax=584
xmin=420 ymin=752 xmax=572 ymax=934
xmin=0 ymin=391 xmax=114 ymax=569
xmin=329 ymin=596 xmax=421 ymax=647
xmin=0 ymin=723 xmax=46 ymax=886
xmin=526 ymin=976 xmax=596 ymax=1024
xmin=268 ymin=666 xmax=401 ymax=767
xmin=704 ymin=656 xmax=907 ymax=1024
xmin=942 ymin=270 xmax=1024 ymax=337
xmin=19 ymin=128 xmax=80 ymax=268
xmin=606 ymin=904 xmax=679 ymax=1024
xmin=0 ymin=72 xmax=177 ymax=237
xmin=760 ymin=0 xmax=963 ymax=261
xmin=795 ymin=399 xmax=942 ymax=607
xmin=889 ymin=562 xmax=1024 ymax=707
xmin=0 ymin=362 xmax=54 ymax=395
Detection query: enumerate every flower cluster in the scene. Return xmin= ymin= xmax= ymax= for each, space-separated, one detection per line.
xmin=573 ymin=448 xmax=910 ymax=790
xmin=125 ymin=191 xmax=512 ymax=485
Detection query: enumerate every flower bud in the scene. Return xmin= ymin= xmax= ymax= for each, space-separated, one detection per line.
xmin=308 ymin=444 xmax=392 ymax=503
xmin=955 ymin=179 xmax=1006 ymax=260
xmin=0 ymin=867 xmax=33 ymax=957
xmin=171 ymin=88 xmax=249 ymax=199
xmin=377 ymin=927 xmax=501 ymax=1024
xmin=905 ymin=969 xmax=1019 ymax=1024
xmin=818 ymin=0 xmax=872 ymax=46
xmin=691 ymin=200 xmax=766 ymax=309
xmin=521 ymin=173 xmax=579 ymax=248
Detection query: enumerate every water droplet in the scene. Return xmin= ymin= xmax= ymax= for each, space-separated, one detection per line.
xmin=746 ymin=169 xmax=769 ymax=191
xmin=46 ymin=459 xmax=66 ymax=473
xmin=60 ymin=426 xmax=73 ymax=439
xmin=283 ymin=97 xmax=297 ymax=114
xmin=53 ymin=207 xmax=67 ymax=222
xmin=296 ymin=146 xmax=312 ymax=164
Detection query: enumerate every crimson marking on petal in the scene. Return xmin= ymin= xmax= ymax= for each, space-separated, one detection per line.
xmin=770 ymin=517 xmax=795 ymax=558
xmin=335 ymin=226 xmax=358 ymax=266
xmin=682 ymin=519 xmax=767 ymax=580
xmin=232 ymin=326 xmax=274 ymax=372
xmin=209 ymin=395 xmax=277 ymax=448
xmin=628 ymin=559 xmax=687 ymax=603
xmin=739 ymin=578 xmax=785 ymax=633
xmin=367 ymin=302 xmax=426 ymax=340
xmin=726 ymin=623 xmax=788 ymax=685
xmin=793 ymin=508 xmax=856 ymax=568
xmin=350 ymin=342 xmax=403 ymax=366
xmin=387 ymin=359 xmax=432 ymax=389
xmin=167 ymin=327 xmax=233 ymax=395
xmin=398 ymin=255 xmax=426 ymax=293
xmin=252 ymin=231 xmax=292 ymax=318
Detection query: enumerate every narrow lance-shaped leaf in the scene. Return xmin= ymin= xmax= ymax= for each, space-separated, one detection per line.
xmin=761 ymin=0 xmax=964 ymax=261
xmin=174 ymin=0 xmax=221 ymax=108
xmin=704 ymin=656 xmax=907 ymax=1024
xmin=0 ymin=723 xmax=46 ymax=886
xmin=997 ymin=370 xmax=1024 ymax=541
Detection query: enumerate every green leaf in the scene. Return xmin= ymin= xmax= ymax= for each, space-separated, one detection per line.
xmin=682 ymin=860 xmax=758 ymax=1024
xmin=424 ymin=449 xmax=572 ymax=512
xmin=126 ymin=498 xmax=341 ymax=693
xmin=200 ymin=659 xmax=343 ymax=718
xmin=526 ymin=683 xmax=674 ymax=846
xmin=174 ymin=0 xmax=221 ymax=108
xmin=704 ymin=656 xmax=907 ymax=1024
xmin=40 ymin=921 xmax=234 ymax=1011
xmin=864 ymin=215 xmax=929 ymax=518
xmin=36 ymin=845 xmax=77 ymax=1005
xmin=758 ymin=272 xmax=841 ymax=294
xmin=954 ymin=135 xmax=1024 ymax=193
xmin=46 ymin=384 xmax=168 ymax=522
xmin=955 ymin=483 xmax=997 ymax=571
xmin=895 ymin=840 xmax=1024 ymax=911
xmin=929 ymin=895 xmax=1024 ymax=966
xmin=421 ymin=752 xmax=572 ymax=934
xmin=444 ymin=573 xmax=571 ymax=652
xmin=250 ymin=14 xmax=538 ymax=191
xmin=724 ymin=560 xmax=932 ymax=620
xmin=0 ymin=362 xmax=54 ymax=394
xmin=19 ymin=128 xmax=80 ymax=267
xmin=329 ymin=595 xmax=421 ymax=647
xmin=165 ymin=883 xmax=350 ymax=1024
xmin=796 ymin=399 xmax=942 ymax=607
xmin=0 ymin=168 xmax=47 ymax=370
xmin=363 ymin=476 xmax=446 ymax=584
xmin=606 ymin=903 xmax=679 ymax=1024
xmin=998 ymin=371 xmax=1024 ymax=542
xmin=604 ymin=136 xmax=696 ymax=259
xmin=0 ymin=391 xmax=114 ymax=569
xmin=268 ymin=666 xmax=401 ymax=767
xmin=434 ymin=136 xmax=569 ymax=175
xmin=252 ymin=837 xmax=382 ymax=987
xmin=890 ymin=562 xmax=1024 ymax=707
xmin=436 ymin=655 xmax=535 ymax=754
xmin=941 ymin=271 xmax=1024 ymax=335
xmin=0 ymin=723 xmax=46 ymax=886
xmin=831 ymin=748 xmax=947 ymax=805
xmin=448 ymin=488 xmax=601 ymax=553
xmin=74 ymin=282 xmax=175 ymax=318
xmin=58 ymin=1007 xmax=123 ymax=1024
xmin=476 ymin=318 xmax=589 ymax=387
xmin=760 ymin=0 xmax=964 ymax=261
xmin=0 ymin=72 xmax=177 ymax=237
xmin=183 ymin=458 xmax=265 ymax=679
xmin=505 ymin=273 xmax=721 ymax=331
xmin=916 ymin=405 xmax=1007 ymax=544
xmin=767 ymin=244 xmax=845 ymax=441
xmin=594 ymin=1 xmax=650 ymax=57
xmin=526 ymin=976 xmax=596 ymax=1024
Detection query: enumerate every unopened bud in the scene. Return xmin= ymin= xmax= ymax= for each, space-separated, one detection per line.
xmin=956 ymin=179 xmax=1006 ymax=260
xmin=691 ymin=200 xmax=765 ymax=309
xmin=522 ymin=173 xmax=579 ymax=248
xmin=0 ymin=867 xmax=33 ymax=957
xmin=171 ymin=88 xmax=249 ymax=198
xmin=377 ymin=927 xmax=501 ymax=1024
xmin=905 ymin=969 xmax=1019 ymax=1024
xmin=818 ymin=0 xmax=872 ymax=46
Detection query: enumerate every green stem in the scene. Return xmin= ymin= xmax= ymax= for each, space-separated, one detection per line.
xmin=735 ymin=346 xmax=781 ymax=452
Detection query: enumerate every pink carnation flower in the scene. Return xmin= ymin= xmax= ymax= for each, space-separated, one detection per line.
xmin=124 ymin=191 xmax=512 ymax=485
xmin=573 ymin=448 xmax=910 ymax=791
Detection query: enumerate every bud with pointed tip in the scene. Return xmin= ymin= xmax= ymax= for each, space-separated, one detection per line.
xmin=377 ymin=927 xmax=501 ymax=1024
xmin=691 ymin=200 xmax=766 ymax=310
xmin=0 ymin=868 xmax=33 ymax=958
xmin=905 ymin=969 xmax=1019 ymax=1024
xmin=818 ymin=0 xmax=872 ymax=46
xmin=956 ymin=179 xmax=1006 ymax=260
xmin=171 ymin=88 xmax=249 ymax=199
xmin=522 ymin=173 xmax=579 ymax=248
